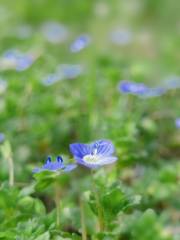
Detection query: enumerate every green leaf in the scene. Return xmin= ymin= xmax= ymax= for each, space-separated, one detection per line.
xmin=35 ymin=232 xmax=50 ymax=240
xmin=19 ymin=184 xmax=35 ymax=197
xmin=101 ymin=186 xmax=129 ymax=216
xmin=34 ymin=171 xmax=57 ymax=191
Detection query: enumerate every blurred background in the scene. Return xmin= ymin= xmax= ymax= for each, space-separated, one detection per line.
xmin=0 ymin=0 xmax=179 ymax=239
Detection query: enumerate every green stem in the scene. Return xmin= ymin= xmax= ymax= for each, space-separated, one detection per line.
xmin=54 ymin=183 xmax=61 ymax=228
xmin=8 ymin=155 xmax=14 ymax=187
xmin=1 ymin=141 xmax=14 ymax=187
xmin=91 ymin=170 xmax=105 ymax=232
xmin=80 ymin=197 xmax=87 ymax=240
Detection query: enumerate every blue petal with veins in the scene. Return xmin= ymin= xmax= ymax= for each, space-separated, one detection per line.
xmin=70 ymin=139 xmax=117 ymax=169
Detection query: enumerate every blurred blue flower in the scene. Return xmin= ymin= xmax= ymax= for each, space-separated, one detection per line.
xmin=163 ymin=75 xmax=180 ymax=90
xmin=41 ymin=73 xmax=62 ymax=86
xmin=70 ymin=139 xmax=117 ymax=168
xmin=119 ymin=80 xmax=148 ymax=95
xmin=41 ymin=64 xmax=84 ymax=86
xmin=41 ymin=21 xmax=68 ymax=44
xmin=2 ymin=50 xmax=35 ymax=71
xmin=119 ymin=80 xmax=166 ymax=98
xmin=110 ymin=28 xmax=132 ymax=45
xmin=33 ymin=156 xmax=77 ymax=173
xmin=57 ymin=64 xmax=83 ymax=79
xmin=0 ymin=133 xmax=5 ymax=143
xmin=140 ymin=87 xmax=166 ymax=98
xmin=70 ymin=34 xmax=91 ymax=53
xmin=14 ymin=24 xmax=33 ymax=39
xmin=175 ymin=118 xmax=180 ymax=129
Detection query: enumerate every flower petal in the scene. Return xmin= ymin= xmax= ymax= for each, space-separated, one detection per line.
xmin=32 ymin=168 xmax=41 ymax=173
xmin=76 ymin=159 xmax=100 ymax=169
xmin=69 ymin=143 xmax=92 ymax=158
xmin=63 ymin=164 xmax=77 ymax=172
xmin=96 ymin=156 xmax=118 ymax=165
xmin=94 ymin=140 xmax=115 ymax=156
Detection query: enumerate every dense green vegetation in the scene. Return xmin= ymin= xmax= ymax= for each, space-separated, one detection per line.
xmin=0 ymin=0 xmax=179 ymax=239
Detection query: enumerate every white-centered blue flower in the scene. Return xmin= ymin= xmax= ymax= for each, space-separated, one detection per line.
xmin=70 ymin=139 xmax=117 ymax=168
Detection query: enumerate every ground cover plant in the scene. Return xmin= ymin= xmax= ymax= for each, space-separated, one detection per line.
xmin=0 ymin=0 xmax=179 ymax=239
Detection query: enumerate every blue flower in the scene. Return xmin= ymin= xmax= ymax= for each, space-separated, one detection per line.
xmin=41 ymin=64 xmax=83 ymax=86
xmin=119 ymin=80 xmax=148 ymax=95
xmin=2 ymin=50 xmax=35 ymax=71
xmin=119 ymin=80 xmax=166 ymax=98
xmin=41 ymin=21 xmax=68 ymax=44
xmin=163 ymin=75 xmax=180 ymax=90
xmin=15 ymin=24 xmax=33 ymax=39
xmin=41 ymin=73 xmax=62 ymax=86
xmin=33 ymin=156 xmax=77 ymax=173
xmin=175 ymin=118 xmax=180 ymax=129
xmin=140 ymin=87 xmax=166 ymax=98
xmin=58 ymin=64 xmax=83 ymax=79
xmin=110 ymin=28 xmax=132 ymax=45
xmin=0 ymin=133 xmax=5 ymax=143
xmin=70 ymin=34 xmax=91 ymax=53
xmin=70 ymin=139 xmax=117 ymax=168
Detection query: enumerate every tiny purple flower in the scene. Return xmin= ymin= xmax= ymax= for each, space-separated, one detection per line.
xmin=70 ymin=139 xmax=117 ymax=168
xmin=175 ymin=118 xmax=180 ymax=129
xmin=70 ymin=34 xmax=91 ymax=53
xmin=33 ymin=156 xmax=77 ymax=173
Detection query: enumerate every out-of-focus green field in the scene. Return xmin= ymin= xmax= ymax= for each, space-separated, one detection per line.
xmin=0 ymin=0 xmax=179 ymax=239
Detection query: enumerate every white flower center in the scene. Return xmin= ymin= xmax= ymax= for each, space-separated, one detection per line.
xmin=83 ymin=154 xmax=100 ymax=163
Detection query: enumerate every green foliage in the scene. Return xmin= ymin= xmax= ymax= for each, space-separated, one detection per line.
xmin=89 ymin=181 xmax=141 ymax=223
xmin=131 ymin=209 xmax=172 ymax=240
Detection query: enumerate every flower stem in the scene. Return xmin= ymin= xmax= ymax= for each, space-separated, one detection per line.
xmin=8 ymin=155 xmax=14 ymax=187
xmin=80 ymin=197 xmax=87 ymax=240
xmin=91 ymin=170 xmax=105 ymax=232
xmin=54 ymin=182 xmax=61 ymax=228
xmin=1 ymin=141 xmax=14 ymax=187
xmin=5 ymin=142 xmax=14 ymax=187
